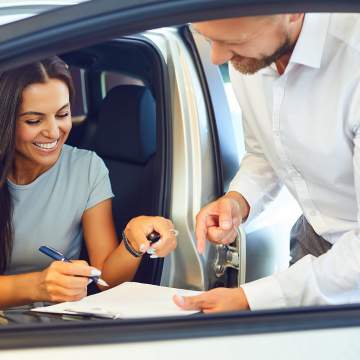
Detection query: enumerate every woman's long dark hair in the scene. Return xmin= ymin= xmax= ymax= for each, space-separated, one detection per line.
xmin=0 ymin=56 xmax=74 ymax=273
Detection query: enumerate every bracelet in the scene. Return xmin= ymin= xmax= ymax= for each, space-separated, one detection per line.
xmin=122 ymin=231 xmax=143 ymax=258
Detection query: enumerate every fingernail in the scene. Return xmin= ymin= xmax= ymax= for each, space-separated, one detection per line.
xmin=175 ymin=294 xmax=185 ymax=306
xmin=91 ymin=268 xmax=101 ymax=276
xmin=170 ymin=229 xmax=179 ymax=236
xmin=151 ymin=240 xmax=162 ymax=248
xmin=220 ymin=220 xmax=232 ymax=229
xmin=150 ymin=254 xmax=159 ymax=259
xmin=139 ymin=244 xmax=147 ymax=253
xmin=147 ymin=248 xmax=156 ymax=255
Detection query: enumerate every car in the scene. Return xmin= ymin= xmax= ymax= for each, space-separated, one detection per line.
xmin=0 ymin=0 xmax=359 ymax=358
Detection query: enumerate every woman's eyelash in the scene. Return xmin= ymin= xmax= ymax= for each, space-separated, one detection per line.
xmin=25 ymin=119 xmax=40 ymax=125
xmin=56 ymin=112 xmax=69 ymax=118
xmin=24 ymin=112 xmax=69 ymax=124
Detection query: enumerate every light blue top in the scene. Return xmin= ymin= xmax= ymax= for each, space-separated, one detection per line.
xmin=6 ymin=145 xmax=114 ymax=275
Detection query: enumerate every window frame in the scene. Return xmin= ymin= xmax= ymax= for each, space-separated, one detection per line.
xmin=1 ymin=0 xmax=360 ymax=349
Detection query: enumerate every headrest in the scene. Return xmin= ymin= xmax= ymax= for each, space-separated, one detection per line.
xmin=94 ymin=85 xmax=156 ymax=164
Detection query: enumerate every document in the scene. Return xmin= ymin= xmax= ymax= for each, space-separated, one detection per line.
xmin=31 ymin=282 xmax=201 ymax=319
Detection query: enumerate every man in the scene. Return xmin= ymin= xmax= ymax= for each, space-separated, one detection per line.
xmin=174 ymin=13 xmax=360 ymax=312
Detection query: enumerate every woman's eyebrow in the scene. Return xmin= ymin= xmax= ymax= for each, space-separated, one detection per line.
xmin=18 ymin=111 xmax=44 ymax=117
xmin=18 ymin=103 xmax=70 ymax=117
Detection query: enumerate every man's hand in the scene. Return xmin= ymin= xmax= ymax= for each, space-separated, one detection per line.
xmin=173 ymin=287 xmax=250 ymax=313
xmin=196 ymin=192 xmax=249 ymax=253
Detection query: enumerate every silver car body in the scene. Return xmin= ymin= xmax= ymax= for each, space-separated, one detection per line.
xmin=0 ymin=0 xmax=359 ymax=357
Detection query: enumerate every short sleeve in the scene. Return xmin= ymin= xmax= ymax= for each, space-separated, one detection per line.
xmin=85 ymin=152 xmax=114 ymax=210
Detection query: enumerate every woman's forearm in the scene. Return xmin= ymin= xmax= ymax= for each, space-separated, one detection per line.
xmin=0 ymin=272 xmax=40 ymax=309
xmin=100 ymin=241 xmax=142 ymax=288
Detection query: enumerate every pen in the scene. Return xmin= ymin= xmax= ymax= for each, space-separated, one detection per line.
xmin=38 ymin=245 xmax=109 ymax=287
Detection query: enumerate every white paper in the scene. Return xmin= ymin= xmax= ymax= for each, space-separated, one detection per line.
xmin=31 ymin=282 xmax=201 ymax=319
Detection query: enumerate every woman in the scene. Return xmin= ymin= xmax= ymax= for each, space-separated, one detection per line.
xmin=0 ymin=57 xmax=177 ymax=309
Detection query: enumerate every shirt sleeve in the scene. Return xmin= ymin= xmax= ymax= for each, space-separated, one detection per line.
xmin=228 ymin=65 xmax=282 ymax=222
xmin=85 ymin=152 xmax=114 ymax=210
xmin=243 ymin=231 xmax=360 ymax=309
xmin=242 ymin=127 xmax=360 ymax=310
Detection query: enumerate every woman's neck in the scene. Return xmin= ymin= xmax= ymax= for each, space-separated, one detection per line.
xmin=9 ymin=159 xmax=50 ymax=185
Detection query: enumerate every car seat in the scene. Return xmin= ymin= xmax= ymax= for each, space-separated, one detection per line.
xmin=80 ymin=84 xmax=163 ymax=284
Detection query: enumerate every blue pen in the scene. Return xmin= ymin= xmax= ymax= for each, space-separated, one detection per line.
xmin=39 ymin=245 xmax=109 ymax=287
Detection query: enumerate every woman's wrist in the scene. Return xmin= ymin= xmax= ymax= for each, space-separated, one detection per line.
xmin=1 ymin=272 xmax=42 ymax=308
xmin=25 ymin=272 xmax=43 ymax=303
xmin=122 ymin=229 xmax=143 ymax=258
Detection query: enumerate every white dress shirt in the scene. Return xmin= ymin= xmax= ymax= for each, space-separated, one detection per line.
xmin=228 ymin=13 xmax=360 ymax=309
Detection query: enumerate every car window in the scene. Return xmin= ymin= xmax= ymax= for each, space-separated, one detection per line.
xmin=219 ymin=64 xmax=246 ymax=157
xmin=0 ymin=1 xmax=360 ymax=356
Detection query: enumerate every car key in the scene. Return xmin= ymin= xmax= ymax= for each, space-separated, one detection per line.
xmin=147 ymin=231 xmax=161 ymax=243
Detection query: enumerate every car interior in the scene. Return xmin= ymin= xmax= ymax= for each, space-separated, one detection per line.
xmin=61 ymin=38 xmax=172 ymax=286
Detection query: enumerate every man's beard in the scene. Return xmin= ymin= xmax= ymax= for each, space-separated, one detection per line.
xmin=231 ymin=36 xmax=292 ymax=75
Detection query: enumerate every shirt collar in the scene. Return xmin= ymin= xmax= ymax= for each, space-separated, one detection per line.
xmin=289 ymin=13 xmax=330 ymax=69
xmin=258 ymin=13 xmax=330 ymax=76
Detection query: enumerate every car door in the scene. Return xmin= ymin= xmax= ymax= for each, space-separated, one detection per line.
xmin=1 ymin=0 xmax=360 ymax=358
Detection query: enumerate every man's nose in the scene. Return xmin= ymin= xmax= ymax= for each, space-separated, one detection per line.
xmin=42 ymin=118 xmax=60 ymax=139
xmin=210 ymin=42 xmax=233 ymax=65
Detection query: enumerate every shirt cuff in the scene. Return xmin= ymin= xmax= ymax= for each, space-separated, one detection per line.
xmin=227 ymin=175 xmax=265 ymax=223
xmin=241 ymin=275 xmax=286 ymax=310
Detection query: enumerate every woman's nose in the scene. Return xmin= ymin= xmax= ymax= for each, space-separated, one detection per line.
xmin=42 ymin=118 xmax=60 ymax=139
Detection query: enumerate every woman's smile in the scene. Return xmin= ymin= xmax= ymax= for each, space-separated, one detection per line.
xmin=33 ymin=139 xmax=60 ymax=152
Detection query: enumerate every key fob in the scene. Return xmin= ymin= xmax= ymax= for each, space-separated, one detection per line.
xmin=147 ymin=231 xmax=161 ymax=243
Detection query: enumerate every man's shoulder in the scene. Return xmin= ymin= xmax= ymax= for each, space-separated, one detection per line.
xmin=329 ymin=13 xmax=360 ymax=52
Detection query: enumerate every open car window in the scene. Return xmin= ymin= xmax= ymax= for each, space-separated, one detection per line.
xmin=1 ymin=0 xmax=360 ymax=358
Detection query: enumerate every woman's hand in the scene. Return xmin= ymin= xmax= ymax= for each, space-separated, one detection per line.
xmin=124 ymin=216 xmax=177 ymax=258
xmin=34 ymin=260 xmax=100 ymax=303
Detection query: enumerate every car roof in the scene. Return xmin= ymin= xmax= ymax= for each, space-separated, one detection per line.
xmin=0 ymin=0 xmax=359 ymax=70
xmin=0 ymin=0 xmax=89 ymax=25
